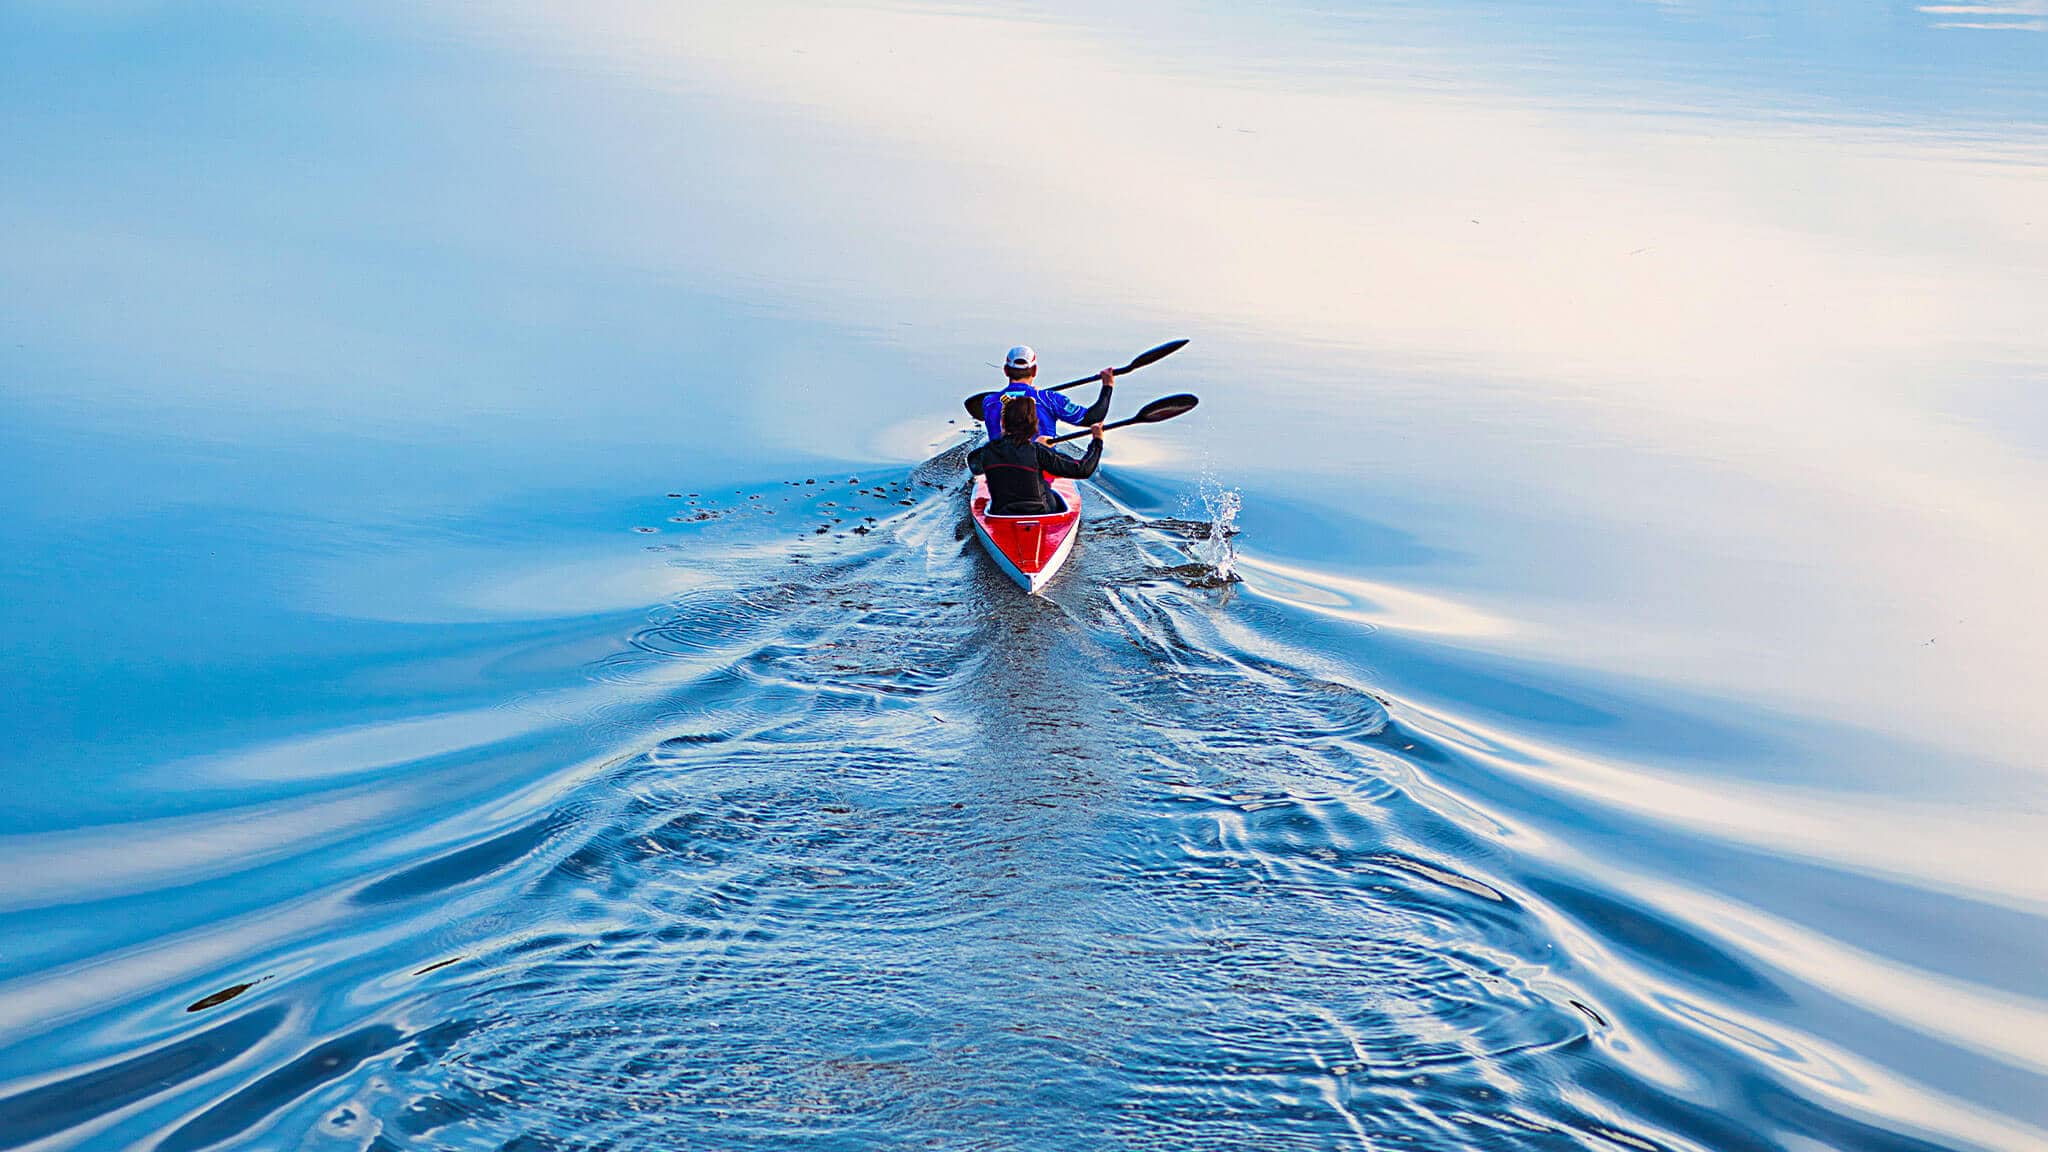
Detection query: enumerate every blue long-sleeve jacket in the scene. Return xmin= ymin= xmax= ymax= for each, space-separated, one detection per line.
xmin=981 ymin=381 xmax=1112 ymax=441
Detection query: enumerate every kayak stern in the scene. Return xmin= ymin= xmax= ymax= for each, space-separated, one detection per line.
xmin=969 ymin=475 xmax=1081 ymax=594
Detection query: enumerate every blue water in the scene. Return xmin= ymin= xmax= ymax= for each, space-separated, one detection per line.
xmin=5 ymin=2 xmax=2046 ymax=1149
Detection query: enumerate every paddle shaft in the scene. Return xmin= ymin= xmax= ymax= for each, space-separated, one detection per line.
xmin=1046 ymin=415 xmax=1154 ymax=445
xmin=1046 ymin=394 xmax=1199 ymax=443
xmin=963 ymin=338 xmax=1187 ymax=417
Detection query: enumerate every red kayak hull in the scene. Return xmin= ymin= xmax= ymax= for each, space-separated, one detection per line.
xmin=970 ymin=475 xmax=1081 ymax=594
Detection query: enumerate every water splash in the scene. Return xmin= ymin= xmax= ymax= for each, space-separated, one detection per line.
xmin=1179 ymin=472 xmax=1243 ymax=584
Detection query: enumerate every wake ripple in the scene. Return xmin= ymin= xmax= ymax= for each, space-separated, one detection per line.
xmin=1 ymin=454 xmax=2033 ymax=1152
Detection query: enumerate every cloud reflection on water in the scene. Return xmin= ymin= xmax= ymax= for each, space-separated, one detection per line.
xmin=395 ymin=0 xmax=2048 ymax=766
xmin=6 ymin=6 xmax=2047 ymax=1147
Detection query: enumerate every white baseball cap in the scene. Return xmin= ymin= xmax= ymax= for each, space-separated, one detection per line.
xmin=1004 ymin=345 xmax=1037 ymax=371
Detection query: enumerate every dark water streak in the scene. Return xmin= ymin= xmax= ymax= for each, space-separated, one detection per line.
xmin=1 ymin=450 xmax=2025 ymax=1151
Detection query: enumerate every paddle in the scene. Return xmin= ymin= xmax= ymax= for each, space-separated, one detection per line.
xmin=1046 ymin=393 xmax=1199 ymax=443
xmin=962 ymin=338 xmax=1189 ymax=418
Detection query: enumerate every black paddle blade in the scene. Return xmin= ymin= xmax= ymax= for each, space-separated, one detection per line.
xmin=1121 ymin=338 xmax=1189 ymax=374
xmin=1133 ymin=392 xmax=1199 ymax=423
xmin=963 ymin=392 xmax=992 ymax=417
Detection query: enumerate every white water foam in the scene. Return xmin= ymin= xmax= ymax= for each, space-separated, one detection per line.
xmin=1183 ymin=471 xmax=1242 ymax=583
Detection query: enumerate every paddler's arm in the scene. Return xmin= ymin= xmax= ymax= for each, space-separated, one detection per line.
xmin=1035 ymin=425 xmax=1104 ymax=479
xmin=1075 ymin=367 xmax=1115 ymax=425
xmin=966 ymin=442 xmax=991 ymax=475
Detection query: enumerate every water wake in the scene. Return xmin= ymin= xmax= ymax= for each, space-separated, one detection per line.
xmin=0 ymin=450 xmax=2036 ymax=1152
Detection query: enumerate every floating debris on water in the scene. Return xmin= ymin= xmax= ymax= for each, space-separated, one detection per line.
xmin=186 ymin=980 xmax=261 ymax=1013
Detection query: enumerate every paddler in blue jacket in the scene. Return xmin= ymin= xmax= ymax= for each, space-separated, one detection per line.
xmin=980 ymin=345 xmax=1116 ymax=441
xmin=968 ymin=395 xmax=1104 ymax=515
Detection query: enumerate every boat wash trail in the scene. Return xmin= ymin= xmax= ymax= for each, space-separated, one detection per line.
xmin=5 ymin=433 xmax=2035 ymax=1151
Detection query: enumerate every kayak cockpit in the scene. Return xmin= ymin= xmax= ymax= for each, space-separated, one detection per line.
xmin=982 ymin=490 xmax=1070 ymax=518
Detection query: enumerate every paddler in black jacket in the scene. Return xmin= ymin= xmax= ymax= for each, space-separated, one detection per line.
xmin=967 ymin=395 xmax=1104 ymax=515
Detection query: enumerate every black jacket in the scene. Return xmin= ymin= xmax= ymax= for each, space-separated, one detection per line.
xmin=967 ymin=435 xmax=1102 ymax=515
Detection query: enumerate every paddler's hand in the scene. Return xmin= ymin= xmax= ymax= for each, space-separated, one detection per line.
xmin=1089 ymin=423 xmax=1105 ymax=441
xmin=1098 ymin=368 xmax=1115 ymax=387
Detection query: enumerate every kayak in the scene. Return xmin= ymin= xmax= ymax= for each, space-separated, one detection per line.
xmin=970 ymin=474 xmax=1081 ymax=594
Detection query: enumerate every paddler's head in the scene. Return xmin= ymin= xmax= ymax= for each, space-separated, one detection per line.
xmin=1000 ymin=394 xmax=1038 ymax=441
xmin=1003 ymin=344 xmax=1037 ymax=382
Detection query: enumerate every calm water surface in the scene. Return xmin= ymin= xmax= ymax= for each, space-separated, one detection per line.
xmin=3 ymin=2 xmax=2045 ymax=1149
